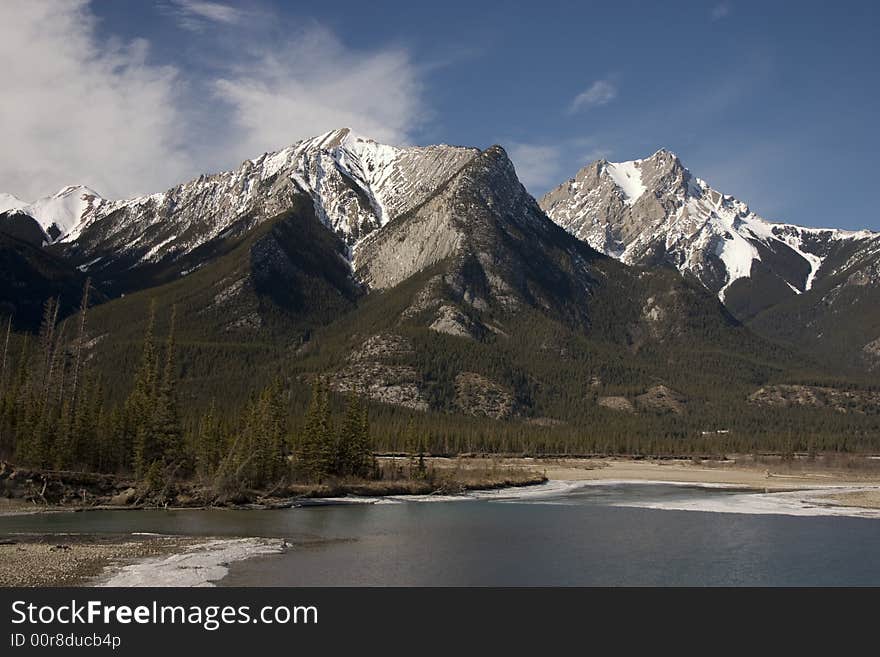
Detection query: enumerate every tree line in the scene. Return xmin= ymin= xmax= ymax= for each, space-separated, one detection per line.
xmin=0 ymin=284 xmax=378 ymax=493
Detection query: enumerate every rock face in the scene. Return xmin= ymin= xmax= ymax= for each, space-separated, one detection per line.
xmin=42 ymin=129 xmax=476 ymax=293
xmin=330 ymin=334 xmax=429 ymax=411
xmin=356 ymin=145 xmax=603 ymax=326
xmin=540 ymin=150 xmax=880 ymax=319
xmin=429 ymin=305 xmax=479 ymax=339
xmin=634 ymin=385 xmax=687 ymax=414
xmin=597 ymin=386 xmax=686 ymax=415
xmin=749 ymin=385 xmax=880 ymax=413
xmin=597 ymin=396 xmax=635 ymax=413
xmin=454 ymin=372 xmax=516 ymax=419
xmin=863 ymin=337 xmax=880 ymax=369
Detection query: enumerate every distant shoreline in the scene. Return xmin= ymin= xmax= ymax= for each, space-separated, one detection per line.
xmin=519 ymin=456 xmax=880 ymax=490
xmin=509 ymin=456 xmax=880 ymax=511
xmin=4 ymin=454 xmax=880 ymax=515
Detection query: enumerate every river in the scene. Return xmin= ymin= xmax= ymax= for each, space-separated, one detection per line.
xmin=3 ymin=482 xmax=880 ymax=586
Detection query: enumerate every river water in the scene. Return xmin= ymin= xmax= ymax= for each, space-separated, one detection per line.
xmin=3 ymin=482 xmax=880 ymax=586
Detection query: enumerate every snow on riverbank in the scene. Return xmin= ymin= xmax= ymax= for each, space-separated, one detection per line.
xmin=608 ymin=485 xmax=880 ymax=518
xmin=302 ymin=479 xmax=880 ymax=518
xmin=99 ymin=538 xmax=285 ymax=587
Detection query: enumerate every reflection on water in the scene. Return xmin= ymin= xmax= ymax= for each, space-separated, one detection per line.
xmin=2 ymin=484 xmax=880 ymax=586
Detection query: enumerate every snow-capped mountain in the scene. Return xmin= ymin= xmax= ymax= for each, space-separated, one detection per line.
xmin=0 ymin=193 xmax=27 ymax=214
xmin=540 ymin=150 xmax=879 ymax=317
xmin=0 ymin=186 xmax=103 ymax=243
xmin=36 ymin=129 xmax=477 ymax=281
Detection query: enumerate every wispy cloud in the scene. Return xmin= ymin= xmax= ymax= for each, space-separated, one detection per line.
xmin=568 ymin=80 xmax=617 ymax=113
xmin=710 ymin=3 xmax=731 ymax=21
xmin=0 ymin=1 xmax=425 ymax=201
xmin=164 ymin=0 xmax=246 ymax=31
xmin=213 ymin=26 xmax=424 ymax=156
xmin=0 ymin=0 xmax=192 ymax=200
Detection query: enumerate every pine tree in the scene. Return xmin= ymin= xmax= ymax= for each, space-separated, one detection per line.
xmin=317 ymin=384 xmax=335 ymax=475
xmin=339 ymin=394 xmax=373 ymax=478
xmin=130 ymin=301 xmax=160 ymax=478
xmin=196 ymin=400 xmax=223 ymax=478
xmin=260 ymin=378 xmax=288 ymax=483
xmin=298 ymin=380 xmax=335 ymax=481
xmin=338 ymin=394 xmax=362 ymax=476
xmin=357 ymin=403 xmax=377 ymax=479
xmin=153 ymin=306 xmax=185 ymax=474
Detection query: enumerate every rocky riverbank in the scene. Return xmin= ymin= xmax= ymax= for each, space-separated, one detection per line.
xmin=0 ymin=534 xmax=205 ymax=586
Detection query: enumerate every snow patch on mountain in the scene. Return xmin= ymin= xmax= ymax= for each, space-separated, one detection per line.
xmin=0 ymin=193 xmax=27 ymax=214
xmin=541 ymin=149 xmax=878 ymax=302
xmin=714 ymin=231 xmax=761 ymax=300
xmin=27 ymin=186 xmax=103 ymax=241
xmin=0 ymin=186 xmax=103 ymax=243
xmin=605 ymin=160 xmax=646 ymax=205
xmin=14 ymin=129 xmax=478 ymax=270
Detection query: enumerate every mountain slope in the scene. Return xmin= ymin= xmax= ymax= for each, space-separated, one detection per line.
xmin=540 ymin=150 xmax=880 ymax=370
xmin=80 ymin=196 xmax=362 ymax=406
xmin=44 ymin=129 xmax=476 ymax=294
xmin=0 ymin=231 xmax=97 ymax=330
xmin=540 ymin=150 xmax=879 ymax=319
xmin=0 ymin=211 xmax=49 ymax=246
xmin=275 ymin=145 xmax=816 ymax=425
xmin=0 ymin=187 xmax=103 ymax=243
xmin=68 ymin=139 xmax=795 ymax=417
xmin=749 ymin=239 xmax=880 ymax=372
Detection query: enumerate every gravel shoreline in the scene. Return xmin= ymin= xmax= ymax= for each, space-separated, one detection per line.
xmin=0 ymin=534 xmax=206 ymax=587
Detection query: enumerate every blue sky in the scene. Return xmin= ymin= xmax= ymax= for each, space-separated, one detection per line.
xmin=2 ymin=1 xmax=878 ymax=230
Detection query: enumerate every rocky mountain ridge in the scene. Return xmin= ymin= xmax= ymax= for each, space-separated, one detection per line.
xmin=540 ymin=149 xmax=879 ymax=315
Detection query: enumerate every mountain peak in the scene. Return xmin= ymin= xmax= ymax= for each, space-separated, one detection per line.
xmin=0 ymin=186 xmax=103 ymax=243
xmin=35 ymin=129 xmax=480 ymax=288
xmin=52 ymin=184 xmax=101 ymax=200
xmin=540 ymin=150 xmax=880 ymax=312
xmin=649 ymin=147 xmax=678 ymax=159
xmin=0 ymin=192 xmax=27 ymax=214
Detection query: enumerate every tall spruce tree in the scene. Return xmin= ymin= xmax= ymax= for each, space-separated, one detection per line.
xmin=339 ymin=394 xmax=373 ymax=478
xmin=298 ymin=380 xmax=334 ymax=481
xmin=153 ymin=306 xmax=185 ymax=474
xmin=130 ymin=301 xmax=160 ymax=478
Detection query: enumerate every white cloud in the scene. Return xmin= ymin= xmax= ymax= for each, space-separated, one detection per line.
xmin=0 ymin=0 xmax=192 ymax=201
xmin=164 ymin=1 xmax=246 ymax=31
xmin=213 ymin=27 xmax=424 ymax=157
xmin=710 ymin=3 xmax=731 ymax=21
xmin=0 ymin=2 xmax=424 ymax=201
xmin=569 ymin=80 xmax=617 ymax=113
xmin=506 ymin=142 xmax=565 ymax=192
